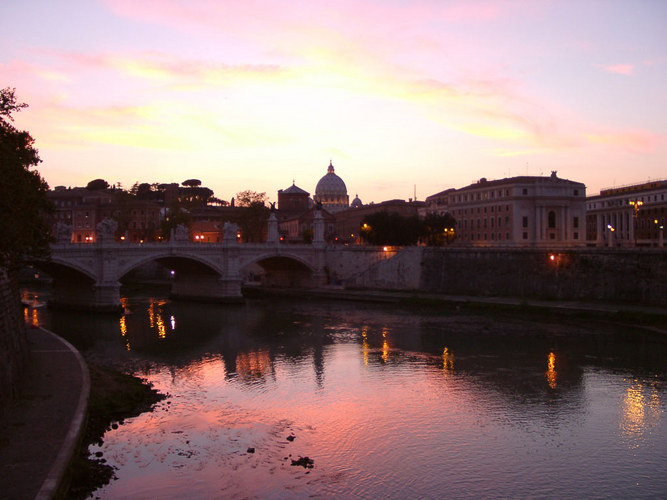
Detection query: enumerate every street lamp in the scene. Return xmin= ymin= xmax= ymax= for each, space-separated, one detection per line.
xmin=629 ymin=200 xmax=643 ymax=246
xmin=607 ymin=224 xmax=615 ymax=248
xmin=443 ymin=227 xmax=455 ymax=245
xmin=655 ymin=219 xmax=665 ymax=248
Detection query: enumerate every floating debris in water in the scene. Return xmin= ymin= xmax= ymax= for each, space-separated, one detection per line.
xmin=291 ymin=456 xmax=314 ymax=468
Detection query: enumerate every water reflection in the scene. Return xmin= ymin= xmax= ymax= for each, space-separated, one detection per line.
xmin=22 ymin=290 xmax=667 ymax=499
xmin=621 ymin=379 xmax=663 ymax=449
xmin=546 ymin=351 xmax=557 ymax=389
xmin=442 ymin=347 xmax=454 ymax=373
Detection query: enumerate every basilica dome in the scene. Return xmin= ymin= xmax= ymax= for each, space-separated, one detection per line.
xmin=314 ymin=161 xmax=349 ymax=212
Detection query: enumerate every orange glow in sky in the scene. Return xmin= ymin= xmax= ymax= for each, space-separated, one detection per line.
xmin=2 ymin=1 xmax=665 ymax=202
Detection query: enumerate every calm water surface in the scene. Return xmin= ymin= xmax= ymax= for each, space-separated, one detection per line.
xmin=25 ymin=290 xmax=667 ymax=499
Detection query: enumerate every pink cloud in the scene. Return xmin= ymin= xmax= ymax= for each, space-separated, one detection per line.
xmin=599 ymin=64 xmax=634 ymax=75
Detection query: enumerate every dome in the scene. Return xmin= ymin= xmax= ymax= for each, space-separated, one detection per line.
xmin=315 ymin=161 xmax=347 ymax=195
xmin=314 ymin=160 xmax=350 ymax=213
xmin=351 ymin=194 xmax=362 ymax=208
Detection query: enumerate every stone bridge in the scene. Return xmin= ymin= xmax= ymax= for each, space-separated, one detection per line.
xmin=37 ymin=238 xmax=394 ymax=311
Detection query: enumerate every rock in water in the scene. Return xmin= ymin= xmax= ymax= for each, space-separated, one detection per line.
xmin=290 ymin=456 xmax=314 ymax=468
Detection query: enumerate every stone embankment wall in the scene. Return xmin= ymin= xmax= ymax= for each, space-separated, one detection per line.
xmin=345 ymin=247 xmax=667 ymax=307
xmin=0 ymin=269 xmax=28 ymax=411
xmin=343 ymin=247 xmax=423 ymax=290
xmin=326 ymin=246 xmax=401 ymax=286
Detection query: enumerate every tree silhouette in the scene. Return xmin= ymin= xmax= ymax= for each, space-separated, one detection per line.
xmin=86 ymin=178 xmax=109 ymax=190
xmin=0 ymin=88 xmax=52 ymax=267
xmin=182 ymin=179 xmax=202 ymax=188
xmin=235 ymin=190 xmax=268 ymax=242
xmin=421 ymin=212 xmax=457 ymax=246
xmin=360 ymin=211 xmax=421 ymax=246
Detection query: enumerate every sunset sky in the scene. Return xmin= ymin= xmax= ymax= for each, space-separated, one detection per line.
xmin=2 ymin=0 xmax=665 ymax=204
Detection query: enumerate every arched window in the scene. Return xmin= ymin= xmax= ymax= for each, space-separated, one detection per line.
xmin=548 ymin=211 xmax=556 ymax=228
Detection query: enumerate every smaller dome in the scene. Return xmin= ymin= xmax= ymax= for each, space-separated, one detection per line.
xmin=351 ymin=194 xmax=362 ymax=208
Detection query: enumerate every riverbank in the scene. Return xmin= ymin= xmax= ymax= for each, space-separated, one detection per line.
xmin=66 ymin=363 xmax=165 ymax=499
xmin=244 ymin=286 xmax=667 ymax=333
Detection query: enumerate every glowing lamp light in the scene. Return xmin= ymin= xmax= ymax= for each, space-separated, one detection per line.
xmin=549 ymin=254 xmax=556 ymax=262
xmin=383 ymin=246 xmax=389 ymax=252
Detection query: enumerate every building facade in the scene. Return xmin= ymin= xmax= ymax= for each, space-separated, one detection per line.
xmin=425 ymin=172 xmax=586 ymax=248
xmin=586 ymin=180 xmax=666 ymax=247
xmin=49 ymin=186 xmax=162 ymax=243
xmin=277 ymin=182 xmax=311 ymax=217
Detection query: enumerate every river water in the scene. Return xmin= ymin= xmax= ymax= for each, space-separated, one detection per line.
xmin=24 ymin=289 xmax=667 ymax=499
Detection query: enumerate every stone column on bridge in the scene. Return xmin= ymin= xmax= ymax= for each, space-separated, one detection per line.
xmin=267 ymin=212 xmax=280 ymax=244
xmin=311 ymin=211 xmax=327 ymax=286
xmin=219 ymin=222 xmax=243 ymax=301
xmin=313 ymin=209 xmax=325 ymax=247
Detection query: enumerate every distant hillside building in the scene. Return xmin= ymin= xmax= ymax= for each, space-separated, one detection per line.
xmin=425 ymin=172 xmax=586 ymax=248
xmin=586 ymin=180 xmax=666 ymax=247
xmin=48 ymin=187 xmax=162 ymax=243
xmin=277 ymin=182 xmax=311 ymax=218
xmin=314 ymin=161 xmax=349 ymax=213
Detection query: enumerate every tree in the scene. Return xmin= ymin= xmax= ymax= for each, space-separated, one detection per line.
xmin=0 ymin=88 xmax=52 ymax=405
xmin=235 ymin=190 xmax=268 ymax=242
xmin=235 ymin=190 xmax=268 ymax=207
xmin=421 ymin=212 xmax=457 ymax=246
xmin=86 ymin=178 xmax=110 ymax=190
xmin=160 ymin=204 xmax=191 ymax=240
xmin=0 ymin=88 xmax=52 ymax=267
xmin=360 ymin=211 xmax=421 ymax=246
xmin=182 ymin=179 xmax=202 ymax=188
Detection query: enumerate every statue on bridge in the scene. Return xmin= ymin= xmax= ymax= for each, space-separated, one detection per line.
xmin=54 ymin=222 xmax=73 ymax=243
xmin=96 ymin=218 xmax=118 ymax=243
xmin=173 ymin=224 xmax=189 ymax=242
xmin=223 ymin=221 xmax=239 ymax=242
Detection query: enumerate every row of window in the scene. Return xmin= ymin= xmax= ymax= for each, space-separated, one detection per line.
xmin=458 ymin=214 xmax=580 ymax=231
xmin=588 ymin=193 xmax=666 ymax=210
xmin=454 ymin=188 xmax=512 ymax=203
xmin=462 ymin=216 xmax=510 ymax=230
xmin=455 ymin=205 xmax=511 ymax=216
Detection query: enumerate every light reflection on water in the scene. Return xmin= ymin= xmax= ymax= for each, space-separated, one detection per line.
xmin=26 ymin=291 xmax=667 ymax=499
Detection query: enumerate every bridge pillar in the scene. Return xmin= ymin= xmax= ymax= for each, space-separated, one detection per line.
xmin=50 ymin=280 xmax=122 ymax=312
xmin=170 ymin=274 xmax=243 ymax=303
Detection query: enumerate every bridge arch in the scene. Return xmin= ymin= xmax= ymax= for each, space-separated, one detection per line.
xmin=115 ymin=251 xmax=225 ymax=282
xmin=37 ymin=256 xmax=98 ymax=282
xmin=239 ymin=251 xmax=316 ymax=274
xmin=240 ymin=252 xmax=318 ymax=288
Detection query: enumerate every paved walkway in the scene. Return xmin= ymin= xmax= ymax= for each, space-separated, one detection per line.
xmin=0 ymin=327 xmax=90 ymax=500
